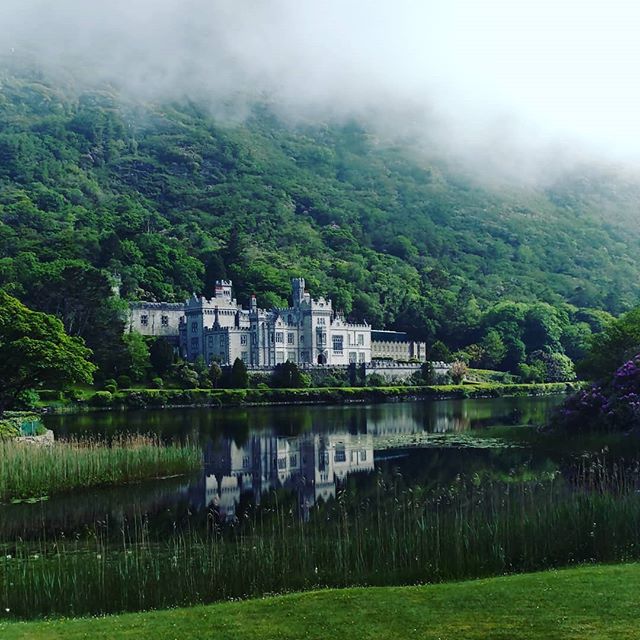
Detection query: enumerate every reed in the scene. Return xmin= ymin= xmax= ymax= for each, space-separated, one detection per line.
xmin=2 ymin=456 xmax=640 ymax=619
xmin=0 ymin=436 xmax=201 ymax=502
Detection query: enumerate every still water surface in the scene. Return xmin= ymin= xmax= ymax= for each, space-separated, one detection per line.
xmin=6 ymin=395 xmax=640 ymax=618
xmin=1 ymin=396 xmax=578 ymax=537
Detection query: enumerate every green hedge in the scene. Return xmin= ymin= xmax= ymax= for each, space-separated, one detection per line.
xmin=80 ymin=382 xmax=580 ymax=410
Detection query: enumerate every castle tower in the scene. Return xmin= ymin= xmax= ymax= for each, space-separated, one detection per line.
xmin=292 ymin=278 xmax=305 ymax=306
xmin=214 ymin=280 xmax=233 ymax=301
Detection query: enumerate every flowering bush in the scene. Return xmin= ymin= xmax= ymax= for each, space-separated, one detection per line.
xmin=557 ymin=354 xmax=640 ymax=431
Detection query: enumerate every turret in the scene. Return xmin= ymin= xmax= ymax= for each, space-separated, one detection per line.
xmin=214 ymin=280 xmax=233 ymax=301
xmin=292 ymin=277 xmax=305 ymax=306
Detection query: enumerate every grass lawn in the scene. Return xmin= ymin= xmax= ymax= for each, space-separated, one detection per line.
xmin=1 ymin=564 xmax=638 ymax=639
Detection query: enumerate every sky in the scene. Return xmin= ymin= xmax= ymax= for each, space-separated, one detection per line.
xmin=1 ymin=0 xmax=640 ymax=175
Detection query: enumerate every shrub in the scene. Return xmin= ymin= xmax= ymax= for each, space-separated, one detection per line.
xmin=366 ymin=373 xmax=386 ymax=387
xmin=104 ymin=383 xmax=117 ymax=394
xmin=450 ymin=361 xmax=469 ymax=384
xmin=89 ymin=391 xmax=113 ymax=407
xmin=151 ymin=377 xmax=164 ymax=389
xmin=15 ymin=390 xmax=40 ymax=409
xmin=103 ymin=379 xmax=117 ymax=390
xmin=65 ymin=388 xmax=85 ymax=402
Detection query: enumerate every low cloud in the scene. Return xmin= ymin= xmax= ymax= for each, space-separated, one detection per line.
xmin=1 ymin=0 xmax=640 ymax=181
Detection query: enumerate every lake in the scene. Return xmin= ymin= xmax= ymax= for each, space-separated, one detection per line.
xmin=4 ymin=394 xmax=640 ymax=618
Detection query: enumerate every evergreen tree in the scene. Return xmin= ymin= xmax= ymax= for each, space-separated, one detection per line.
xmin=203 ymin=253 xmax=227 ymax=299
xmin=272 ymin=361 xmax=305 ymax=388
xmin=149 ymin=337 xmax=175 ymax=376
xmin=230 ymin=358 xmax=249 ymax=389
xmin=209 ymin=361 xmax=223 ymax=388
xmin=430 ymin=340 xmax=452 ymax=363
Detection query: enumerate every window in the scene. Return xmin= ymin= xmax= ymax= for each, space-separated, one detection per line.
xmin=334 ymin=445 xmax=346 ymax=463
xmin=190 ymin=337 xmax=199 ymax=350
xmin=242 ymin=455 xmax=251 ymax=468
xmin=287 ymin=332 xmax=295 ymax=344
xmin=276 ymin=352 xmax=285 ymax=364
xmin=287 ymin=314 xmax=294 ymax=325
xmin=360 ymin=450 xmax=367 ymax=462
xmin=358 ymin=353 xmax=365 ymax=363
xmin=332 ymin=335 xmax=344 ymax=354
xmin=275 ymin=332 xmax=284 ymax=343
xmin=277 ymin=457 xmax=287 ymax=470
xmin=140 ymin=315 xmax=149 ymax=326
xmin=349 ymin=352 xmax=357 ymax=363
xmin=208 ymin=336 xmax=213 ymax=346
xmin=191 ymin=321 xmax=198 ymax=332
xmin=358 ymin=333 xmax=364 ymax=346
xmin=318 ymin=317 xmax=326 ymax=325
xmin=300 ymin=335 xmax=304 ymax=343
xmin=241 ymin=335 xmax=247 ymax=345
xmin=301 ymin=351 xmax=309 ymax=363
xmin=241 ymin=351 xmax=249 ymax=363
xmin=287 ymin=351 xmax=296 ymax=362
xmin=161 ymin=315 xmax=169 ymax=327
xmin=289 ymin=454 xmax=298 ymax=467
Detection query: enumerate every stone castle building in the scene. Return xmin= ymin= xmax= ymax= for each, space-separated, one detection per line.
xmin=129 ymin=277 xmax=427 ymax=367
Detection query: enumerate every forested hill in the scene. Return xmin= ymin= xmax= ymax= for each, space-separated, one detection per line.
xmin=2 ymin=65 xmax=640 ymax=375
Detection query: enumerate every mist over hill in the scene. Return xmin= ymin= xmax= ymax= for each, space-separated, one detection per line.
xmin=1 ymin=61 xmax=639 ymax=375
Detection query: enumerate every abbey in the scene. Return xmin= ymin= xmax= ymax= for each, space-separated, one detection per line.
xmin=182 ymin=277 xmax=372 ymax=366
xmin=130 ymin=278 xmax=398 ymax=366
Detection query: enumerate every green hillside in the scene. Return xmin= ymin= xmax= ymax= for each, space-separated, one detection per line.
xmin=1 ymin=63 xmax=638 ymax=376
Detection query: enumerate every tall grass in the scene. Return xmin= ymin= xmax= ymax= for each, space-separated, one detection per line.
xmin=3 ymin=456 xmax=640 ymax=619
xmin=0 ymin=436 xmax=201 ymax=502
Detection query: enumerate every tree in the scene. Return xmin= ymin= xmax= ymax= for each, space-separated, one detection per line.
xmin=414 ymin=361 xmax=435 ymax=385
xmin=193 ymin=355 xmax=209 ymax=387
xmin=123 ymin=331 xmax=150 ymax=382
xmin=230 ymin=358 xmax=249 ymax=389
xmin=449 ymin=361 xmax=468 ymax=384
xmin=0 ymin=290 xmax=96 ymax=415
xmin=272 ymin=361 xmax=306 ymax=388
xmin=526 ymin=350 xmax=576 ymax=382
xmin=149 ymin=337 xmax=175 ymax=376
xmin=561 ymin=322 xmax=592 ymax=363
xmin=522 ymin=303 xmax=564 ymax=353
xmin=430 ymin=340 xmax=452 ymax=363
xmin=480 ymin=330 xmax=507 ymax=369
xmin=209 ymin=361 xmax=223 ymax=388
xmin=579 ymin=308 xmax=640 ymax=380
xmin=169 ymin=361 xmax=199 ymax=389
xmin=203 ymin=253 xmax=227 ymax=299
xmin=24 ymin=263 xmax=128 ymax=377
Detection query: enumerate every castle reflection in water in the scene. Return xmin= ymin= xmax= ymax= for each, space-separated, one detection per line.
xmin=191 ymin=433 xmax=374 ymax=521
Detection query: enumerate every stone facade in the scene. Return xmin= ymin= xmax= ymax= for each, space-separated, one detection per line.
xmin=371 ymin=330 xmax=427 ymax=362
xmin=180 ymin=278 xmax=372 ymax=367
xmin=128 ymin=278 xmax=429 ymax=368
xmin=129 ymin=301 xmax=185 ymax=343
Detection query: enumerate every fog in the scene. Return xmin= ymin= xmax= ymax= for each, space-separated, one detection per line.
xmin=1 ymin=0 xmax=639 ymax=180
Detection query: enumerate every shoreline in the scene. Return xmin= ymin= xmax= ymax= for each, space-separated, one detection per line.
xmin=39 ymin=381 xmax=580 ymax=414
